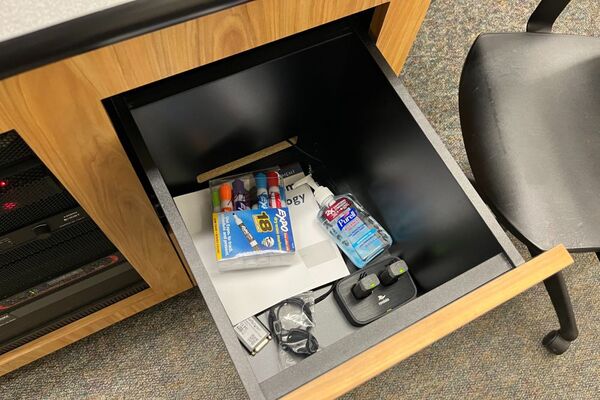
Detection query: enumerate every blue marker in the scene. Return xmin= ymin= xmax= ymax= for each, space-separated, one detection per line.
xmin=255 ymin=173 xmax=269 ymax=209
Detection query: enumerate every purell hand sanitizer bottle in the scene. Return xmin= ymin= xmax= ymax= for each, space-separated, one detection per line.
xmin=293 ymin=175 xmax=392 ymax=268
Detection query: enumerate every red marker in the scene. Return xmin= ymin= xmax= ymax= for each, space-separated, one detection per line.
xmin=266 ymin=172 xmax=282 ymax=208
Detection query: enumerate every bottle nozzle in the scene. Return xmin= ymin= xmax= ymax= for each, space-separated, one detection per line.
xmin=292 ymin=174 xmax=320 ymax=191
xmin=292 ymin=174 xmax=334 ymax=207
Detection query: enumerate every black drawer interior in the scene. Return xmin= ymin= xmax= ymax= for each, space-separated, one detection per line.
xmin=106 ymin=16 xmax=521 ymax=400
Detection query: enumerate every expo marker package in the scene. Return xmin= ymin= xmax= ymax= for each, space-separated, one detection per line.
xmin=210 ymin=168 xmax=296 ymax=271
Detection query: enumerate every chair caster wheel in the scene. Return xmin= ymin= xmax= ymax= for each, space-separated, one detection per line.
xmin=542 ymin=330 xmax=571 ymax=355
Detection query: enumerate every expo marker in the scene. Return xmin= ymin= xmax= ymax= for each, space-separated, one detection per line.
xmin=255 ymin=173 xmax=270 ymax=209
xmin=212 ymin=189 xmax=221 ymax=212
xmin=266 ymin=171 xmax=282 ymax=208
xmin=219 ymin=182 xmax=233 ymax=212
xmin=233 ymin=213 xmax=260 ymax=251
xmin=233 ymin=179 xmax=249 ymax=210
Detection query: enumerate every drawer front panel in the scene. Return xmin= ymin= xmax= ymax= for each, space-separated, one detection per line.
xmin=284 ymin=245 xmax=573 ymax=399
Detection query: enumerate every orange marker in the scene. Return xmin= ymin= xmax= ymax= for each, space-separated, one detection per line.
xmin=219 ymin=183 xmax=233 ymax=212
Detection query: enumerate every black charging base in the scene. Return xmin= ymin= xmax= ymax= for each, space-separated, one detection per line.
xmin=334 ymin=257 xmax=417 ymax=326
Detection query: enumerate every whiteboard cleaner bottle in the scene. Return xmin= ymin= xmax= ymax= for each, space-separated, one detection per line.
xmin=292 ymin=175 xmax=392 ymax=268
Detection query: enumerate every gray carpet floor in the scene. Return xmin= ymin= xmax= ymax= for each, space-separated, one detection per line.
xmin=2 ymin=1 xmax=599 ymax=398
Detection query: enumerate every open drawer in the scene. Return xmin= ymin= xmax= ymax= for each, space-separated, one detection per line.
xmin=104 ymin=16 xmax=573 ymax=400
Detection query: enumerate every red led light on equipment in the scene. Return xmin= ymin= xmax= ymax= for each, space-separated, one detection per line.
xmin=0 ymin=180 xmax=7 ymax=188
xmin=2 ymin=202 xmax=17 ymax=211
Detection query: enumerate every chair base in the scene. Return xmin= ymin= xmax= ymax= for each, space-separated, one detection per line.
xmin=542 ymin=330 xmax=572 ymax=355
xmin=529 ymin=248 xmax=578 ymax=355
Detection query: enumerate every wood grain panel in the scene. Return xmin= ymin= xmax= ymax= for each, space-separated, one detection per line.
xmin=110 ymin=0 xmax=389 ymax=90
xmin=0 ymin=64 xmax=192 ymax=297
xmin=0 ymin=288 xmax=173 ymax=376
xmin=284 ymin=245 xmax=573 ymax=400
xmin=196 ymin=137 xmax=297 ymax=183
xmin=372 ymin=0 xmax=431 ymax=74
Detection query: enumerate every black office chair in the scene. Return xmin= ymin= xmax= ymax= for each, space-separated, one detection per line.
xmin=459 ymin=0 xmax=600 ymax=354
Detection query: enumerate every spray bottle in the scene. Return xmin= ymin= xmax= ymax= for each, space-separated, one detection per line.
xmin=292 ymin=175 xmax=392 ymax=268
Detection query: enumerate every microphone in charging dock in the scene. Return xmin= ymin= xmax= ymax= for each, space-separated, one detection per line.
xmin=334 ymin=257 xmax=417 ymax=326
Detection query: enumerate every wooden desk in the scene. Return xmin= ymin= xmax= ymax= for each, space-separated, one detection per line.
xmin=0 ymin=0 xmax=431 ymax=377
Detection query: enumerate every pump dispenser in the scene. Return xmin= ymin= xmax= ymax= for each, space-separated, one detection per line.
xmin=292 ymin=175 xmax=334 ymax=207
xmin=293 ymin=175 xmax=392 ymax=268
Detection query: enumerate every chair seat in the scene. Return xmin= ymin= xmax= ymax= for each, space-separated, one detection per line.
xmin=460 ymin=32 xmax=600 ymax=252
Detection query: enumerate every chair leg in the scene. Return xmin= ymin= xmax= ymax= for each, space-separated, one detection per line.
xmin=529 ymin=247 xmax=578 ymax=355
xmin=541 ymin=272 xmax=579 ymax=354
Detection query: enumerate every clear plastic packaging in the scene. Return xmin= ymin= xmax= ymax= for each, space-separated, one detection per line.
xmin=268 ymin=291 xmax=318 ymax=368
xmin=209 ymin=168 xmax=296 ymax=271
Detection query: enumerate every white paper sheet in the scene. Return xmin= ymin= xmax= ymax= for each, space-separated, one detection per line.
xmin=174 ymin=171 xmax=349 ymax=325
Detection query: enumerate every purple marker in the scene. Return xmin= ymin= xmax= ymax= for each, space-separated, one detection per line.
xmin=255 ymin=173 xmax=269 ymax=209
xmin=233 ymin=179 xmax=249 ymax=210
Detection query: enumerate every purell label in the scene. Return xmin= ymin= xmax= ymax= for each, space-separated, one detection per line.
xmin=324 ymin=197 xmax=351 ymax=221
xmin=336 ymin=208 xmax=358 ymax=231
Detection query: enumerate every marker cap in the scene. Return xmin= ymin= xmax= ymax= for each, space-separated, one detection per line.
xmin=255 ymin=173 xmax=267 ymax=189
xmin=212 ymin=190 xmax=221 ymax=211
xmin=219 ymin=183 xmax=233 ymax=201
xmin=266 ymin=171 xmax=279 ymax=188
xmin=232 ymin=179 xmax=246 ymax=193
